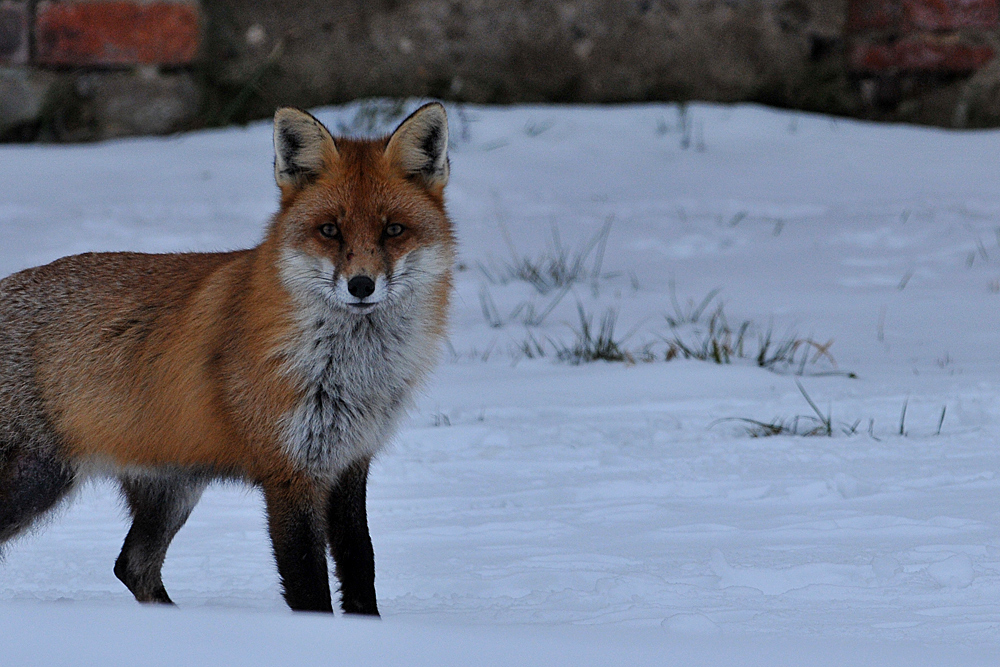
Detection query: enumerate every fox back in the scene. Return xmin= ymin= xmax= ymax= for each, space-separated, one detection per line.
xmin=0 ymin=103 xmax=455 ymax=613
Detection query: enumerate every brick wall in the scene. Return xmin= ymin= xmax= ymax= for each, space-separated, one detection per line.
xmin=35 ymin=0 xmax=200 ymax=66
xmin=1 ymin=0 xmax=203 ymax=141
xmin=6 ymin=1 xmax=1000 ymax=141
xmin=843 ymin=0 xmax=1000 ymax=122
xmin=848 ymin=0 xmax=999 ymax=73
xmin=1 ymin=1 xmax=201 ymax=67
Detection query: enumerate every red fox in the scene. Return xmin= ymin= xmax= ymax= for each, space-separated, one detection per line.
xmin=0 ymin=103 xmax=455 ymax=614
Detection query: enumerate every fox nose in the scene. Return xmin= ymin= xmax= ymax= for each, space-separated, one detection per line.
xmin=347 ymin=275 xmax=376 ymax=299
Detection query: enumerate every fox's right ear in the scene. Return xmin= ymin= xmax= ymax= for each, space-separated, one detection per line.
xmin=273 ymin=108 xmax=338 ymax=190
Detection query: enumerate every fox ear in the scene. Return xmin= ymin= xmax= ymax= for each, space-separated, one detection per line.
xmin=273 ymin=107 xmax=338 ymax=189
xmin=385 ymin=102 xmax=449 ymax=190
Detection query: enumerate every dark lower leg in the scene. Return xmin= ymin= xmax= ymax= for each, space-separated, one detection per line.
xmin=114 ymin=476 xmax=206 ymax=604
xmin=264 ymin=479 xmax=332 ymax=612
xmin=327 ymin=459 xmax=378 ymax=616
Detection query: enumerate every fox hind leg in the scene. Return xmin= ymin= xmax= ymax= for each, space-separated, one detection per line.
xmin=0 ymin=444 xmax=76 ymax=545
xmin=114 ymin=475 xmax=207 ymax=604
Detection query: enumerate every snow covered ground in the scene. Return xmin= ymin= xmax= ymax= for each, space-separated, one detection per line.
xmin=3 ymin=102 xmax=1000 ymax=663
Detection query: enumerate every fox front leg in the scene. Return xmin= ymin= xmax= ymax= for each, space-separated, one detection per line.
xmin=326 ymin=458 xmax=379 ymax=616
xmin=263 ymin=478 xmax=333 ymax=612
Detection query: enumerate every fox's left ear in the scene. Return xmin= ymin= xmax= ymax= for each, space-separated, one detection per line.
xmin=385 ymin=103 xmax=449 ymax=191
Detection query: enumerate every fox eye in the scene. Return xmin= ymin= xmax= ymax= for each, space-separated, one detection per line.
xmin=384 ymin=223 xmax=405 ymax=238
xmin=319 ymin=223 xmax=340 ymax=239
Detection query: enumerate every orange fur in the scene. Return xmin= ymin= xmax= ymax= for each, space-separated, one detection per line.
xmin=29 ymin=109 xmax=454 ymax=489
xmin=1 ymin=104 xmax=455 ymax=612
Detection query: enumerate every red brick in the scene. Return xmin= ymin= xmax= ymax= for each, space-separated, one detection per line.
xmin=848 ymin=42 xmax=900 ymax=71
xmin=847 ymin=0 xmax=902 ymax=32
xmin=849 ymin=35 xmax=995 ymax=72
xmin=0 ymin=1 xmax=29 ymax=65
xmin=896 ymin=34 xmax=995 ymax=69
xmin=904 ymin=0 xmax=999 ymax=31
xmin=35 ymin=1 xmax=200 ymax=67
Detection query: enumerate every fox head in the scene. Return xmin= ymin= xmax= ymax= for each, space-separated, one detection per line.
xmin=270 ymin=103 xmax=455 ymax=317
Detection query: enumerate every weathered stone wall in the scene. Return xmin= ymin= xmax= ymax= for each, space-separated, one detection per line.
xmin=9 ymin=1 xmax=1000 ymax=141
xmin=202 ymin=0 xmax=851 ymax=122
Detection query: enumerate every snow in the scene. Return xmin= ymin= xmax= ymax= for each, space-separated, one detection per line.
xmin=5 ymin=603 xmax=998 ymax=667
xmin=3 ymin=101 xmax=1000 ymax=662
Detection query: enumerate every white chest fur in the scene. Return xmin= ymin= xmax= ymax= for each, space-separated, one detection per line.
xmin=283 ymin=300 xmax=436 ymax=476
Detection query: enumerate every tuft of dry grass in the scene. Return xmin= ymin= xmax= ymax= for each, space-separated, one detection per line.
xmin=658 ymin=290 xmax=853 ymax=377
xmin=712 ymin=382 xmax=861 ymax=438
xmin=478 ymin=218 xmax=614 ymax=296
